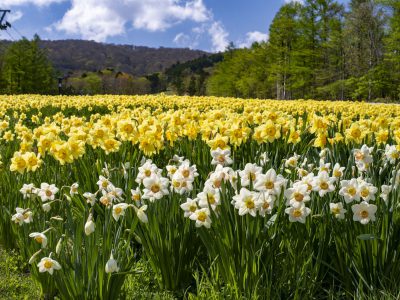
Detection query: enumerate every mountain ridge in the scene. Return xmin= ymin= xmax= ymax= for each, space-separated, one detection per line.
xmin=0 ymin=39 xmax=210 ymax=76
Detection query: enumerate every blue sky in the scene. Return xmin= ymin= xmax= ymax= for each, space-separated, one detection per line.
xmin=0 ymin=0 xmax=348 ymax=52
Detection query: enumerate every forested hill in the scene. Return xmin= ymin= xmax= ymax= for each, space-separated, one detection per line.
xmin=1 ymin=39 xmax=209 ymax=76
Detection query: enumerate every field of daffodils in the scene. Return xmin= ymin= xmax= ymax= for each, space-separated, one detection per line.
xmin=0 ymin=95 xmax=399 ymax=299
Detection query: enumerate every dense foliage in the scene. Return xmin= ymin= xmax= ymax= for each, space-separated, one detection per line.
xmin=208 ymin=0 xmax=400 ymax=101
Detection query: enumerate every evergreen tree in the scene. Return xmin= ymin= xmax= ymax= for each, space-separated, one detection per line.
xmin=1 ymin=35 xmax=55 ymax=94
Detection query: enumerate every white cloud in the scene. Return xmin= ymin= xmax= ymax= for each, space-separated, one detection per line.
xmin=6 ymin=10 xmax=23 ymax=22
xmin=52 ymin=0 xmax=211 ymax=42
xmin=238 ymin=31 xmax=268 ymax=48
xmin=54 ymin=1 xmax=125 ymax=42
xmin=0 ymin=0 xmax=65 ymax=6
xmin=5 ymin=0 xmax=231 ymax=52
xmin=174 ymin=32 xmax=190 ymax=45
xmin=284 ymin=0 xmax=304 ymax=4
xmin=208 ymin=21 xmax=229 ymax=52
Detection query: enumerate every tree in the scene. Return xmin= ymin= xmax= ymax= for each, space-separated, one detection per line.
xmin=267 ymin=2 xmax=302 ymax=99
xmin=1 ymin=35 xmax=55 ymax=94
xmin=382 ymin=0 xmax=400 ymax=100
xmin=343 ymin=0 xmax=387 ymax=100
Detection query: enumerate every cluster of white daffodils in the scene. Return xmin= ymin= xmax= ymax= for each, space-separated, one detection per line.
xmin=13 ymin=182 xmax=61 ymax=224
xmin=136 ymin=159 xmax=169 ymax=202
xmin=180 ymin=165 xmax=231 ymax=228
xmin=167 ymin=156 xmax=199 ymax=195
xmin=354 ymin=145 xmax=373 ymax=172
xmin=338 ymin=177 xmax=378 ymax=224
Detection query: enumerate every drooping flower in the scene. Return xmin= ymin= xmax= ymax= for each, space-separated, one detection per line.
xmin=112 ymin=203 xmax=129 ymax=221
xmin=84 ymin=214 xmax=95 ymax=235
xmin=37 ymin=257 xmax=61 ymax=275
xmin=29 ymin=232 xmax=48 ymax=248
xmin=134 ymin=205 xmax=148 ymax=223
xmin=105 ymin=253 xmax=119 ymax=273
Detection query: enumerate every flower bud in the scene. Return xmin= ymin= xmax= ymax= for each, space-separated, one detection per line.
xmin=84 ymin=214 xmax=95 ymax=236
xmin=105 ymin=252 xmax=119 ymax=273
xmin=28 ymin=249 xmax=42 ymax=264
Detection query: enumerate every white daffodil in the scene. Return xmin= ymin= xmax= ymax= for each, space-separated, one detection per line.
xmin=352 ymin=201 xmax=377 ymax=224
xmin=11 ymin=207 xmax=33 ymax=225
xmin=134 ymin=205 xmax=148 ymax=223
xmin=285 ymin=153 xmax=300 ymax=168
xmin=380 ymin=185 xmax=392 ymax=203
xmin=135 ymin=159 xmax=162 ymax=184
xmin=339 ymin=178 xmax=360 ymax=203
xmin=83 ymin=192 xmax=97 ymax=206
xmin=29 ymin=232 xmax=48 ymax=248
xmin=205 ymin=165 xmax=231 ymax=189
xmin=318 ymin=159 xmax=331 ymax=173
xmin=180 ymin=198 xmax=199 ymax=218
xmin=254 ymin=168 xmax=286 ymax=195
xmin=42 ymin=203 xmax=51 ymax=212
xmin=20 ymin=183 xmax=36 ymax=199
xmin=232 ymin=188 xmax=258 ymax=217
xmin=358 ymin=182 xmax=378 ymax=202
xmin=171 ymin=173 xmax=193 ymax=195
xmin=259 ymin=152 xmax=270 ymax=166
xmin=70 ymin=183 xmax=79 ymax=196
xmin=105 ymin=253 xmax=119 ymax=273
xmin=177 ymin=160 xmax=198 ymax=182
xmin=312 ymin=171 xmax=335 ymax=197
xmin=354 ymin=145 xmax=374 ymax=172
xmin=211 ymin=148 xmax=233 ymax=166
xmin=142 ymin=174 xmax=169 ymax=202
xmin=112 ymin=203 xmax=129 ymax=221
xmin=332 ymin=163 xmax=345 ymax=181
xmin=38 ymin=183 xmax=59 ymax=202
xmin=255 ymin=192 xmax=275 ymax=217
xmin=37 ymin=257 xmax=61 ymax=275
xmin=189 ymin=208 xmax=212 ymax=228
xmin=166 ymin=164 xmax=178 ymax=178
xmin=130 ymin=187 xmax=142 ymax=203
xmin=239 ymin=163 xmax=262 ymax=187
xmin=285 ymin=204 xmax=311 ymax=223
xmin=384 ymin=145 xmax=399 ymax=164
xmin=96 ymin=175 xmax=112 ymax=191
xmin=299 ymin=173 xmax=315 ymax=192
xmin=197 ymin=186 xmax=220 ymax=211
xmin=285 ymin=182 xmax=310 ymax=208
xmin=329 ymin=202 xmax=347 ymax=219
